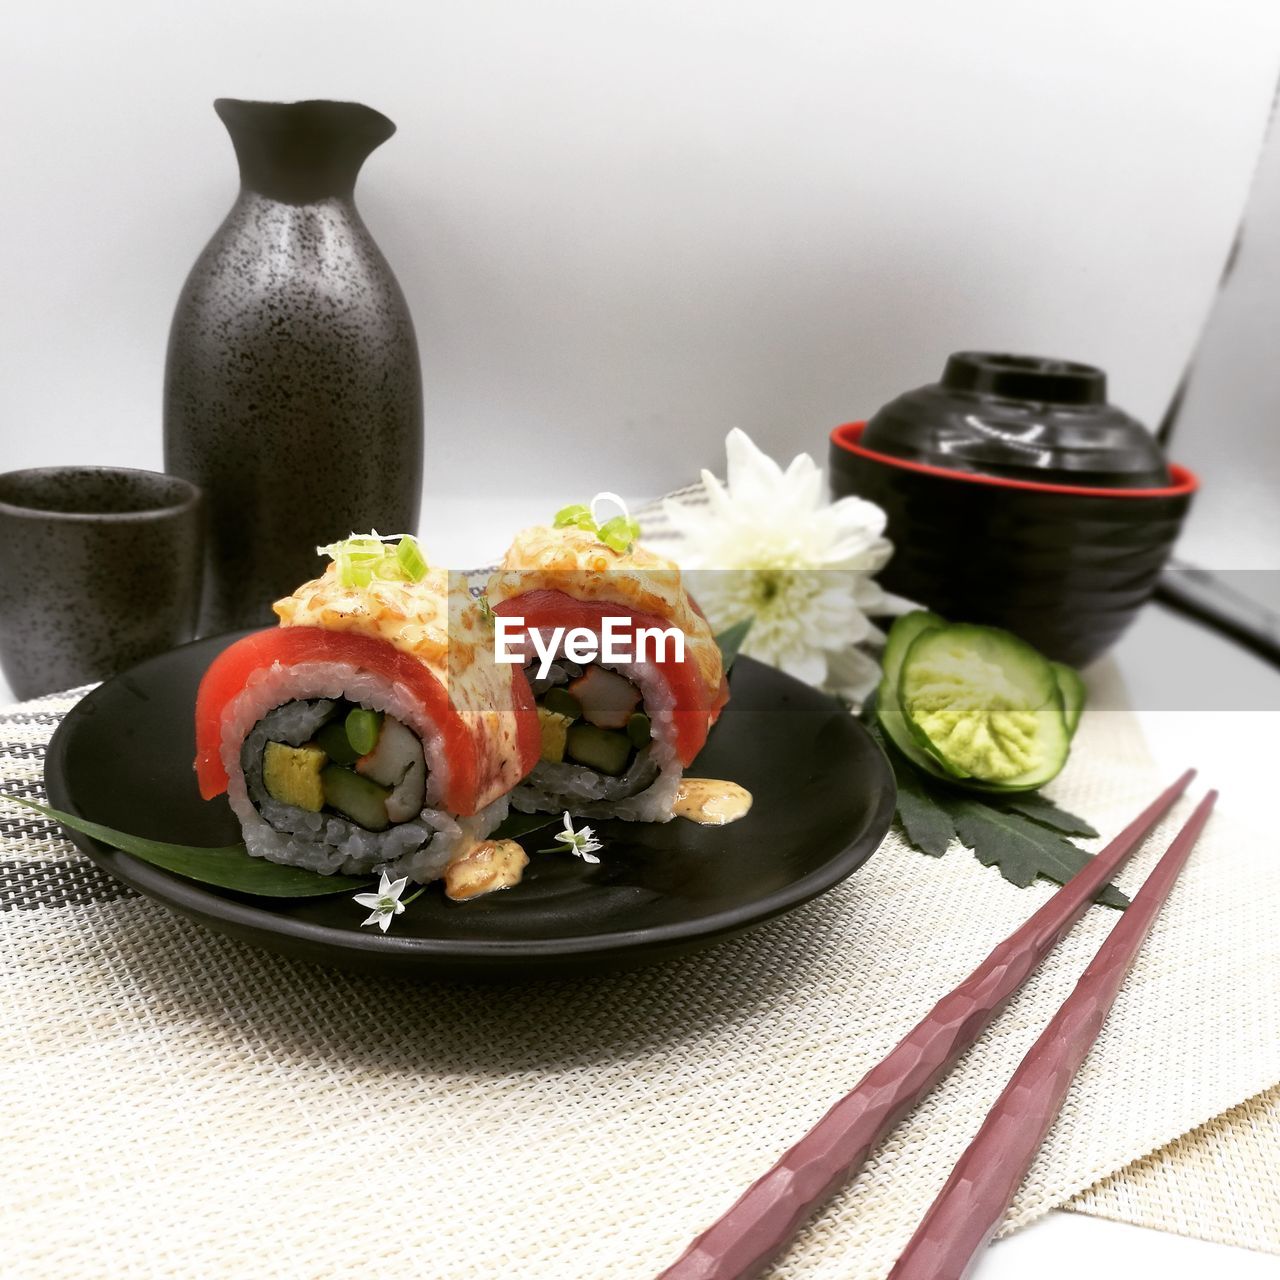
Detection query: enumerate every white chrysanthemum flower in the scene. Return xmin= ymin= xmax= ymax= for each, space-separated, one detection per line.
xmin=664 ymin=428 xmax=908 ymax=703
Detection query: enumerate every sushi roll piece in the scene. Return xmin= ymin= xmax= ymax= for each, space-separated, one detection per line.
xmin=486 ymin=502 xmax=729 ymax=822
xmin=194 ymin=535 xmax=541 ymax=892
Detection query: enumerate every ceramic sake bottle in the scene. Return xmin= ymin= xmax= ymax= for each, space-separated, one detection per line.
xmin=164 ymin=98 xmax=423 ymax=633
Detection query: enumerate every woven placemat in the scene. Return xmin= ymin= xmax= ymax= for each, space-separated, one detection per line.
xmin=1 ymin=687 xmax=1277 ymax=1279
xmin=1069 ymin=1084 xmax=1280 ymax=1252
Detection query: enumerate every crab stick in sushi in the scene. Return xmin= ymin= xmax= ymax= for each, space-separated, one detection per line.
xmin=486 ymin=500 xmax=729 ymax=823
xmin=195 ymin=535 xmax=540 ymax=891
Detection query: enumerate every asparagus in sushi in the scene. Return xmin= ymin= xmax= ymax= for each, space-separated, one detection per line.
xmin=487 ymin=502 xmax=730 ymax=823
xmin=194 ymin=535 xmax=541 ymax=893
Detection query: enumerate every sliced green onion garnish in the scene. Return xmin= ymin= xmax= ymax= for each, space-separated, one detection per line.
xmin=551 ymin=496 xmax=640 ymax=553
xmin=553 ymin=503 xmax=594 ymax=530
xmin=336 ymin=559 xmax=371 ymax=588
xmin=316 ymin=532 xmax=430 ymax=586
xmin=327 ymin=535 xmax=386 ymax=587
xmin=597 ymin=514 xmax=641 ymax=554
xmin=395 ymin=535 xmax=429 ymax=582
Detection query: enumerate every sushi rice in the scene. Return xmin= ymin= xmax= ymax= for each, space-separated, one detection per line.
xmin=221 ymin=659 xmax=509 ymax=884
xmin=507 ymin=631 xmax=683 ymax=823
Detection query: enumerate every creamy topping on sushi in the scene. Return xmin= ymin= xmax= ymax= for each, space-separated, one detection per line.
xmin=272 ymin=554 xmax=534 ymax=807
xmin=274 ymin=564 xmax=453 ymax=672
xmin=443 ymin=838 xmax=529 ymax=900
xmin=487 ymin=523 xmax=725 ymax=702
xmin=673 ymin=778 xmax=752 ymax=826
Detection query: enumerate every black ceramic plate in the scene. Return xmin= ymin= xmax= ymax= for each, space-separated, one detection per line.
xmin=43 ymin=633 xmax=895 ymax=977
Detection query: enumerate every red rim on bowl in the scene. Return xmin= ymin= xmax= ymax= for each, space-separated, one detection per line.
xmin=831 ymin=422 xmax=1198 ymax=499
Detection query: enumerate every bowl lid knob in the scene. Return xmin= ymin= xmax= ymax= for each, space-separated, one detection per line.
xmin=860 ymin=351 xmax=1172 ymax=488
xmin=941 ymin=352 xmax=1106 ymax=406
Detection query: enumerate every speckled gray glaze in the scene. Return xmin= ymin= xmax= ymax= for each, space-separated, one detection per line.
xmin=0 ymin=467 xmax=203 ymax=699
xmin=164 ymin=99 xmax=423 ymax=634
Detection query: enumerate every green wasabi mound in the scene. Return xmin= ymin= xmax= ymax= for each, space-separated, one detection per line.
xmin=877 ymin=612 xmax=1081 ymax=794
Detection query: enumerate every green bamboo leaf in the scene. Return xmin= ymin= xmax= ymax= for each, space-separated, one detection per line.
xmin=492 ymin=811 xmax=558 ymax=841
xmin=3 ymin=796 xmax=372 ymax=898
xmin=714 ymin=617 xmax=753 ymax=672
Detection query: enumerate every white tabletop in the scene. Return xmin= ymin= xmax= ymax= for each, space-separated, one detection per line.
xmin=451 ymin=501 xmax=1280 ymax=1279
xmin=4 ymin=494 xmax=1277 ymax=1278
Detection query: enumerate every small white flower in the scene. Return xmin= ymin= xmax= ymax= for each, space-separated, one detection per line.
xmin=664 ymin=428 xmax=911 ymax=705
xmin=548 ymin=811 xmax=602 ymax=863
xmin=353 ymin=872 xmax=410 ymax=932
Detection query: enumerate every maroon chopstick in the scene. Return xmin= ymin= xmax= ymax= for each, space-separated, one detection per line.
xmin=656 ymin=770 xmax=1195 ymax=1280
xmin=889 ymin=788 xmax=1217 ymax=1280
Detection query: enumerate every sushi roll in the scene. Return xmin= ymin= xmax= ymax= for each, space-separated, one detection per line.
xmin=486 ymin=502 xmax=729 ymax=822
xmin=194 ymin=535 xmax=541 ymax=892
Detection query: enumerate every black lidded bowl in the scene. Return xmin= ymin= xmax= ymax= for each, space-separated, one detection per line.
xmin=829 ymin=353 xmax=1198 ymax=667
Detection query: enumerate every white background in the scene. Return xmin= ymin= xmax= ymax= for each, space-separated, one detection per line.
xmin=3 ymin=1 xmax=1280 ymax=507
xmin=3 ymin=4 xmax=1280 ymax=1276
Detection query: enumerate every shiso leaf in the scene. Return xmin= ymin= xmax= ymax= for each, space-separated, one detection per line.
xmin=2 ymin=797 xmax=570 ymax=901
xmin=868 ymin=721 xmax=954 ymax=857
xmin=938 ymin=795 xmax=1128 ymax=909
xmin=3 ymin=796 xmax=372 ymax=897
xmin=994 ymin=792 xmax=1100 ymax=839
xmin=714 ymin=617 xmax=753 ymax=673
xmin=893 ymin=757 xmax=956 ymax=858
xmin=867 ymin=727 xmax=1125 ymax=908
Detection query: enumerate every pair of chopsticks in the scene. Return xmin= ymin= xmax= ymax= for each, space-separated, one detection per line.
xmin=658 ymin=769 xmax=1215 ymax=1280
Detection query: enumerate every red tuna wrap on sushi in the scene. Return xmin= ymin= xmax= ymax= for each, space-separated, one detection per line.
xmin=194 ymin=562 xmax=541 ymax=886
xmin=488 ymin=526 xmax=728 ymax=764
xmin=196 ymin=624 xmax=539 ymax=814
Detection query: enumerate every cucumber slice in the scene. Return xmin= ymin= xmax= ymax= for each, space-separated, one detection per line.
xmin=541 ymin=688 xmax=582 ymax=720
xmin=321 ymin=765 xmax=390 ymax=831
xmin=1051 ymin=661 xmax=1085 ymax=736
xmin=876 ymin=610 xmax=950 ymax=775
xmin=882 ymin=610 xmax=948 ymax=686
xmin=314 ymin=720 xmax=361 ymax=766
xmin=565 ymin=724 xmax=632 ymax=776
xmin=897 ymin=623 xmax=1070 ymax=791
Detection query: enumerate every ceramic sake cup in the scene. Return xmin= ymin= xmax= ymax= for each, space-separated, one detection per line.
xmin=0 ymin=467 xmax=203 ymax=699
